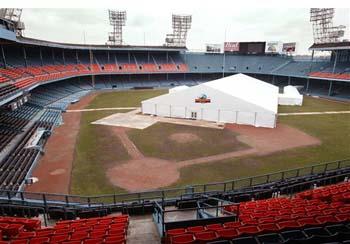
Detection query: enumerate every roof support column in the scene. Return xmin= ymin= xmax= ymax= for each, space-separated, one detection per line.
xmin=1 ymin=45 xmax=7 ymax=68
xmin=23 ymin=46 xmax=27 ymax=67
xmin=62 ymin=50 xmax=65 ymax=65
xmin=332 ymin=51 xmax=338 ymax=74
xmin=76 ymin=50 xmax=79 ymax=64
xmin=309 ymin=50 xmax=314 ymax=73
xmin=328 ymin=80 xmax=333 ymax=96
xmin=107 ymin=51 xmax=110 ymax=63
xmin=52 ymin=49 xmax=55 ymax=64
xmin=89 ymin=49 xmax=95 ymax=88
xmin=288 ymin=76 xmax=291 ymax=85
xmin=39 ymin=47 xmax=43 ymax=66
xmin=306 ymin=78 xmax=310 ymax=93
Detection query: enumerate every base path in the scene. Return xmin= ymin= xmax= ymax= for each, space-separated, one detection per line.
xmin=110 ymin=127 xmax=144 ymax=159
xmin=25 ymin=92 xmax=99 ymax=194
xmin=106 ymin=120 xmax=321 ymax=192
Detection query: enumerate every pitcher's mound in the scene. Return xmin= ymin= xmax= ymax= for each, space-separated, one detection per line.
xmin=106 ymin=158 xmax=179 ymax=192
xmin=169 ymin=133 xmax=201 ymax=143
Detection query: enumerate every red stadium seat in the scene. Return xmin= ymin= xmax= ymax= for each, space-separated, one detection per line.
xmin=171 ymin=234 xmax=195 ymax=244
xmin=217 ymin=228 xmax=239 ymax=239
xmin=167 ymin=228 xmax=187 ymax=237
xmin=194 ymin=231 xmax=219 ymax=243
xmin=186 ymin=226 xmax=206 ymax=234
xmin=238 ymin=226 xmax=260 ymax=235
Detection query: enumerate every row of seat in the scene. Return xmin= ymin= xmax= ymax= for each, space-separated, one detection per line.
xmin=0 ymin=215 xmax=129 ymax=244
xmin=0 ymin=121 xmax=53 ymax=192
xmin=0 ymin=63 xmax=189 ymax=83
xmin=0 ymin=63 xmax=188 ymax=100
xmin=167 ymin=182 xmax=350 ymax=243
xmin=0 ymin=105 xmax=41 ymax=151
xmin=309 ymin=72 xmax=350 ymax=80
xmin=204 ymin=223 xmax=350 ymax=244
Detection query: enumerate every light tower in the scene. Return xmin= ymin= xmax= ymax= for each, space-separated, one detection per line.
xmin=0 ymin=8 xmax=25 ymax=36
xmin=165 ymin=14 xmax=192 ymax=47
xmin=310 ymin=8 xmax=346 ymax=43
xmin=107 ymin=10 xmax=126 ymax=45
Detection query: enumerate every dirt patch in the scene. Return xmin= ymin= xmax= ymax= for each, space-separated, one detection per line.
xmin=110 ymin=127 xmax=144 ymax=159
xmin=25 ymin=92 xmax=98 ymax=194
xmin=169 ymin=133 xmax=202 ymax=144
xmin=225 ymin=123 xmax=321 ymax=155
xmin=105 ymin=121 xmax=321 ymax=192
xmin=50 ymin=169 xmax=66 ymax=175
xmin=107 ymin=158 xmax=179 ymax=192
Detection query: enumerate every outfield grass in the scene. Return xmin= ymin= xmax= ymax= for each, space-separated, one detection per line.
xmin=128 ymin=123 xmax=248 ymax=161
xmin=87 ymin=89 xmax=167 ymax=109
xmin=169 ymin=113 xmax=350 ymax=188
xmin=70 ymin=110 xmax=130 ymax=195
xmin=278 ymin=96 xmax=350 ymax=113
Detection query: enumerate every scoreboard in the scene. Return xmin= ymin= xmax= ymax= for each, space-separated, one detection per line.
xmin=224 ymin=42 xmax=266 ymax=54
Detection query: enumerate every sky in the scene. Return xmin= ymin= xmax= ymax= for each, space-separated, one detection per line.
xmin=20 ymin=6 xmax=350 ymax=55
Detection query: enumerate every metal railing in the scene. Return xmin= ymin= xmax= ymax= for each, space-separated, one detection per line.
xmin=0 ymin=158 xmax=349 ymax=210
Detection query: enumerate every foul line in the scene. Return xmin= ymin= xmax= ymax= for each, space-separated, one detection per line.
xmin=67 ymin=107 xmax=350 ymax=117
xmin=278 ymin=111 xmax=350 ymax=116
xmin=66 ymin=107 xmax=139 ymax=112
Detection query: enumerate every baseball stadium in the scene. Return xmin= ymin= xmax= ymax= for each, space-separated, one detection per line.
xmin=0 ymin=6 xmax=349 ymax=244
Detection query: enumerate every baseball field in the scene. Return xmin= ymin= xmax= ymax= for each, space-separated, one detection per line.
xmin=27 ymin=89 xmax=350 ymax=195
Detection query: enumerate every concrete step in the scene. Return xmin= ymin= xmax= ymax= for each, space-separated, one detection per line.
xmin=127 ymin=215 xmax=161 ymax=244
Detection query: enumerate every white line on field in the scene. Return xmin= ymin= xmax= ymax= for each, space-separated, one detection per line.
xmin=66 ymin=107 xmax=139 ymax=112
xmin=278 ymin=111 xmax=350 ymax=116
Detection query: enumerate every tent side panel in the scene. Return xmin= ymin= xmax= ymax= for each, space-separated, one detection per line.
xmin=255 ymin=113 xmax=276 ymax=128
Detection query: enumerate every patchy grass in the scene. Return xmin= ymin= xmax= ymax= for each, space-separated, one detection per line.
xmin=70 ymin=110 xmax=130 ymax=196
xmin=71 ymin=89 xmax=168 ymax=196
xmin=169 ymin=113 xmax=350 ymax=188
xmin=71 ymin=91 xmax=350 ymax=195
xmin=278 ymin=96 xmax=350 ymax=113
xmin=87 ymin=89 xmax=167 ymax=109
xmin=128 ymin=122 xmax=249 ymax=161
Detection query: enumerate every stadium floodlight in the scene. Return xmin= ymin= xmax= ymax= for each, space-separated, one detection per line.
xmin=310 ymin=8 xmax=346 ymax=44
xmin=107 ymin=10 xmax=126 ymax=46
xmin=0 ymin=8 xmax=25 ymax=36
xmin=165 ymin=14 xmax=192 ymax=47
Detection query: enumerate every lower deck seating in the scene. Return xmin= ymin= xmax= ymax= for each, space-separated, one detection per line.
xmin=0 ymin=215 xmax=129 ymax=243
xmin=0 ymin=105 xmax=41 ymax=152
xmin=167 ymin=181 xmax=350 ymax=244
xmin=0 ymin=120 xmax=53 ymax=192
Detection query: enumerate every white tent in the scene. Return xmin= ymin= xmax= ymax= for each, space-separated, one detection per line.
xmin=169 ymin=85 xmax=189 ymax=94
xmin=142 ymin=73 xmax=279 ymax=128
xmin=278 ymin=85 xmax=303 ymax=106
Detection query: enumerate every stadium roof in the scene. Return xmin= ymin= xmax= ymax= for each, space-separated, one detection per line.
xmin=1 ymin=36 xmax=187 ymax=52
xmin=309 ymin=42 xmax=350 ymax=51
